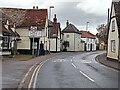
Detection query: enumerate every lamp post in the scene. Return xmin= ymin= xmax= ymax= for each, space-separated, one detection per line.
xmin=48 ymin=6 xmax=54 ymax=54
xmin=86 ymin=22 xmax=90 ymax=31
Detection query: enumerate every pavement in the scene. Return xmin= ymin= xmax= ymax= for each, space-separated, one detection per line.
xmin=96 ymin=53 xmax=120 ymax=70
xmin=2 ymin=53 xmax=59 ymax=88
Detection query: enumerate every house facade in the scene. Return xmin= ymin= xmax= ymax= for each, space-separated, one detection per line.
xmin=80 ymin=31 xmax=97 ymax=51
xmin=0 ymin=8 xmax=20 ymax=55
xmin=62 ymin=21 xmax=84 ymax=51
xmin=0 ymin=30 xmax=2 ymax=55
xmin=107 ymin=1 xmax=120 ymax=61
xmin=49 ymin=14 xmax=62 ymax=52
xmin=1 ymin=7 xmax=48 ymax=55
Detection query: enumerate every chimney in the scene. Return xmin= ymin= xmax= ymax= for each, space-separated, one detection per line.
xmin=66 ymin=20 xmax=69 ymax=26
xmin=53 ymin=14 xmax=57 ymax=36
xmin=33 ymin=6 xmax=35 ymax=9
xmin=53 ymin=14 xmax=57 ymax=23
xmin=36 ymin=6 xmax=38 ymax=9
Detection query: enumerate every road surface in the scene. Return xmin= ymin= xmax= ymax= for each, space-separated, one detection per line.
xmin=34 ymin=51 xmax=118 ymax=88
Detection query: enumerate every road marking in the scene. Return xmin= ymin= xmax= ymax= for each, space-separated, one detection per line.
xmin=28 ymin=64 xmax=40 ymax=88
xmin=33 ymin=62 xmax=44 ymax=88
xmin=32 ymin=58 xmax=53 ymax=88
xmin=72 ymin=63 xmax=77 ymax=68
xmin=80 ymin=71 xmax=94 ymax=82
xmin=18 ymin=64 xmax=36 ymax=89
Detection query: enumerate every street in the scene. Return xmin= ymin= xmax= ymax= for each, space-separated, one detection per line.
xmin=33 ymin=51 xmax=118 ymax=88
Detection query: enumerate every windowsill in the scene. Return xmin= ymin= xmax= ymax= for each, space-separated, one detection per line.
xmin=112 ymin=30 xmax=115 ymax=32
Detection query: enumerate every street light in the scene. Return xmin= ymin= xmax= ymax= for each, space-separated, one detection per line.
xmin=48 ymin=6 xmax=54 ymax=54
xmin=86 ymin=22 xmax=90 ymax=31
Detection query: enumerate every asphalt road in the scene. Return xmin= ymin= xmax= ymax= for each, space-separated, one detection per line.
xmin=35 ymin=51 xmax=118 ymax=88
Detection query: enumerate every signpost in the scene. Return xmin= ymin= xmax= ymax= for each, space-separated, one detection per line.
xmin=30 ymin=26 xmax=37 ymax=58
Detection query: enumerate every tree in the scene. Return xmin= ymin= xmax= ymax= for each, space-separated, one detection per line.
xmin=96 ymin=24 xmax=108 ymax=44
xmin=96 ymin=24 xmax=108 ymax=50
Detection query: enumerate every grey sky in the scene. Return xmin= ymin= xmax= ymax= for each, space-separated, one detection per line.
xmin=0 ymin=0 xmax=114 ymax=34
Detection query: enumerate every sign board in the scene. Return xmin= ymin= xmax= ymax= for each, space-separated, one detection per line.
xmin=32 ymin=42 xmax=37 ymax=49
xmin=29 ymin=26 xmax=41 ymax=37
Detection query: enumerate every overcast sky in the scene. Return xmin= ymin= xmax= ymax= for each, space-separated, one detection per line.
xmin=0 ymin=0 xmax=116 ymax=34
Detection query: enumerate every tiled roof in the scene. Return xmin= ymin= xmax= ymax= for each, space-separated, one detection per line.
xmin=62 ymin=24 xmax=80 ymax=34
xmin=80 ymin=31 xmax=96 ymax=39
xmin=113 ymin=1 xmax=120 ymax=34
xmin=1 ymin=8 xmax=48 ymax=29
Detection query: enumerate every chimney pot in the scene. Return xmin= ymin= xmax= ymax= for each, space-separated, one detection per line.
xmin=36 ymin=6 xmax=38 ymax=9
xmin=33 ymin=6 xmax=35 ymax=9
xmin=66 ymin=20 xmax=69 ymax=26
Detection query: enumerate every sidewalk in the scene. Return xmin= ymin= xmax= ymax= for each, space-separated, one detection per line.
xmin=2 ymin=53 xmax=59 ymax=88
xmin=96 ymin=53 xmax=120 ymax=70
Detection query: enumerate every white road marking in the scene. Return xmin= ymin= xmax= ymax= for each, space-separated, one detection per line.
xmin=18 ymin=64 xmax=36 ymax=89
xmin=72 ymin=63 xmax=77 ymax=68
xmin=33 ymin=62 xmax=44 ymax=88
xmin=80 ymin=71 xmax=95 ymax=82
xmin=32 ymin=58 xmax=52 ymax=88
xmin=28 ymin=64 xmax=40 ymax=88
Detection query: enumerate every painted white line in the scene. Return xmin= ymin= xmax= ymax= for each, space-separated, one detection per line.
xmin=28 ymin=64 xmax=40 ymax=88
xmin=80 ymin=71 xmax=94 ymax=82
xmin=33 ymin=62 xmax=44 ymax=88
xmin=72 ymin=63 xmax=77 ymax=69
xmin=18 ymin=64 xmax=36 ymax=89
xmin=32 ymin=59 xmax=52 ymax=88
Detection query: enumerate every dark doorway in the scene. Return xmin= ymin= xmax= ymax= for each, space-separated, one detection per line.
xmin=90 ymin=44 xmax=92 ymax=51
xmin=84 ymin=43 xmax=87 ymax=51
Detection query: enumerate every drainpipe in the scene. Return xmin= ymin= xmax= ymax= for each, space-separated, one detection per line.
xmin=118 ymin=35 xmax=120 ymax=62
xmin=74 ymin=33 xmax=75 ymax=51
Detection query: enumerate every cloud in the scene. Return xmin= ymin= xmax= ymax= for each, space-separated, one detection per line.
xmin=76 ymin=0 xmax=112 ymax=16
xmin=0 ymin=0 xmax=112 ymax=34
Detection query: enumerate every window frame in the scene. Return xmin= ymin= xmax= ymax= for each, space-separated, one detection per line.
xmin=111 ymin=40 xmax=116 ymax=53
xmin=111 ymin=20 xmax=115 ymax=32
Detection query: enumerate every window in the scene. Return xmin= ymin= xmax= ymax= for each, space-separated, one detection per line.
xmin=111 ymin=40 xmax=116 ymax=52
xmin=112 ymin=20 xmax=115 ymax=32
xmin=66 ymin=35 xmax=69 ymax=38
xmin=2 ymin=36 xmax=8 ymax=43
xmin=2 ymin=36 xmax=9 ymax=47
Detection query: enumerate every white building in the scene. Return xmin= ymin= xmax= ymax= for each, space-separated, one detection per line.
xmin=80 ymin=31 xmax=97 ymax=51
xmin=49 ymin=14 xmax=62 ymax=52
xmin=62 ymin=21 xmax=84 ymax=51
xmin=107 ymin=1 xmax=120 ymax=61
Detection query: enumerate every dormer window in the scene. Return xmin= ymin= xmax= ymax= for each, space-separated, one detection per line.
xmin=112 ymin=20 xmax=115 ymax=32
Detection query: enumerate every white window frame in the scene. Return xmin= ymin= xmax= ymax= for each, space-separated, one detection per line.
xmin=111 ymin=40 xmax=116 ymax=53
xmin=112 ymin=20 xmax=115 ymax=32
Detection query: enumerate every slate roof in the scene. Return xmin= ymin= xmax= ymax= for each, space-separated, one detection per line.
xmin=80 ymin=31 xmax=96 ymax=39
xmin=113 ymin=1 xmax=120 ymax=34
xmin=1 ymin=8 xmax=48 ymax=29
xmin=0 ymin=9 xmax=19 ymax=37
xmin=62 ymin=24 xmax=80 ymax=34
